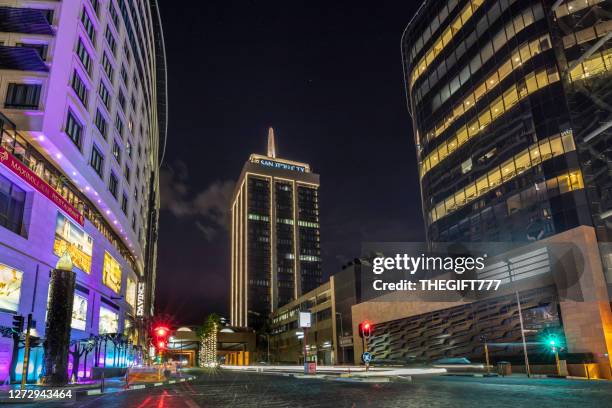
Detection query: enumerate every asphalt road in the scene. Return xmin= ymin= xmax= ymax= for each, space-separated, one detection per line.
xmin=14 ymin=369 xmax=612 ymax=407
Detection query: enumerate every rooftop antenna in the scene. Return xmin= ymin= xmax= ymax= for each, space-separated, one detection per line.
xmin=267 ymin=127 xmax=276 ymax=158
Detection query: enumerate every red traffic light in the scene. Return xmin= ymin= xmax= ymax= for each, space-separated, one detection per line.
xmin=157 ymin=340 xmax=166 ymax=350
xmin=154 ymin=326 xmax=169 ymax=338
xmin=359 ymin=320 xmax=373 ymax=338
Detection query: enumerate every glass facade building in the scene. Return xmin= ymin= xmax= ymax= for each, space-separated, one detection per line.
xmin=231 ymin=129 xmax=322 ymax=329
xmin=402 ymin=0 xmax=611 ymax=246
xmin=0 ymin=0 xmax=166 ymax=382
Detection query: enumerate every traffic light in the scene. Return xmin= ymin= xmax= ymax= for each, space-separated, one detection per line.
xmin=12 ymin=315 xmax=24 ymax=333
xmin=153 ymin=326 xmax=170 ymax=352
xmin=546 ymin=334 xmax=560 ymax=352
xmin=154 ymin=326 xmax=168 ymax=337
xmin=359 ymin=320 xmax=372 ymax=338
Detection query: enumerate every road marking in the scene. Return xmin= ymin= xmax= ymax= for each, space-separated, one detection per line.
xmin=130 ymin=384 xmax=146 ymax=390
xmin=169 ymin=380 xmax=176 ymax=384
xmin=154 ymin=382 xmax=163 ymax=386
xmin=87 ymin=390 xmax=102 ymax=395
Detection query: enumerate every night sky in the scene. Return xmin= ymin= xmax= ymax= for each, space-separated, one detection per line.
xmin=155 ymin=0 xmax=425 ymax=325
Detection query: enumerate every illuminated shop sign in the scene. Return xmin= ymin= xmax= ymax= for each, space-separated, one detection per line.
xmin=126 ymin=277 xmax=137 ymax=309
xmin=53 ymin=212 xmax=93 ymax=273
xmin=102 ymin=252 xmax=122 ymax=294
xmin=136 ymin=282 xmax=145 ymax=317
xmin=0 ymin=146 xmax=84 ymax=225
xmin=252 ymin=158 xmax=306 ymax=172
xmin=72 ymin=294 xmax=88 ymax=331
xmin=0 ymin=263 xmax=23 ymax=312
xmin=99 ymin=306 xmax=119 ymax=334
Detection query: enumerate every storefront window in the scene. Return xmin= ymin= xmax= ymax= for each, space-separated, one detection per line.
xmin=126 ymin=277 xmax=137 ymax=309
xmin=53 ymin=212 xmax=93 ymax=273
xmin=102 ymin=251 xmax=122 ymax=293
xmin=0 ymin=263 xmax=23 ymax=312
xmin=72 ymin=294 xmax=88 ymax=330
xmin=99 ymin=306 xmax=119 ymax=334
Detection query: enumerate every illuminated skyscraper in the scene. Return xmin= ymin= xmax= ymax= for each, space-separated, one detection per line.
xmin=374 ymin=0 xmax=612 ymax=370
xmin=0 ymin=0 xmax=166 ymax=382
xmin=230 ymin=128 xmax=321 ymax=328
xmin=402 ymin=0 xmax=611 ymax=245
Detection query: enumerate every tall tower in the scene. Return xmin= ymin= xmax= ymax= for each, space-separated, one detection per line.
xmin=401 ymin=0 xmax=611 ymax=245
xmin=230 ymin=128 xmax=321 ymax=328
xmin=0 ymin=0 xmax=166 ymax=380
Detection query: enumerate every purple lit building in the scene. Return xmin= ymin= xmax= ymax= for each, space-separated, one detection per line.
xmin=0 ymin=0 xmax=167 ymax=382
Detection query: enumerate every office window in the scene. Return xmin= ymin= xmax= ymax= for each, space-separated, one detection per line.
xmin=98 ymin=81 xmax=110 ymax=111
xmin=120 ymin=64 xmax=128 ymax=84
xmin=90 ymin=145 xmax=104 ymax=177
xmin=109 ymin=172 xmax=118 ymax=198
xmin=109 ymin=2 xmax=119 ymax=27
xmin=4 ymin=83 xmax=42 ymax=109
xmin=115 ymin=114 xmax=124 ymax=137
xmin=126 ymin=140 xmax=132 ymax=157
xmin=124 ymin=165 xmax=131 ymax=184
xmin=0 ymin=174 xmax=26 ymax=235
xmin=112 ymin=139 xmax=121 ymax=163
xmin=65 ymin=110 xmax=82 ymax=149
xmin=71 ymin=70 xmax=88 ymax=106
xmin=98 ymin=81 xmax=110 ymax=108
xmin=104 ymin=26 xmax=117 ymax=54
xmin=102 ymin=52 xmax=114 ymax=82
xmin=121 ymin=193 xmax=128 ymax=214
xmin=81 ymin=8 xmax=95 ymax=44
xmin=89 ymin=0 xmax=100 ymax=15
xmin=131 ymin=212 xmax=136 ymax=230
xmin=76 ymin=39 xmax=91 ymax=74
xmin=94 ymin=109 xmax=107 ymax=139
xmin=118 ymin=89 xmax=126 ymax=111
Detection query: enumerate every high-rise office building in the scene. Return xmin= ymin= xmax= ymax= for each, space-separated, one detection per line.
xmin=0 ymin=0 xmax=166 ymax=382
xmin=345 ymin=0 xmax=612 ymax=373
xmin=402 ymin=0 xmax=611 ymax=245
xmin=231 ymin=128 xmax=321 ymax=328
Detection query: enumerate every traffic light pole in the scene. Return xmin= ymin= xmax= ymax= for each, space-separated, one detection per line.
xmin=554 ymin=348 xmax=561 ymax=376
xmin=20 ymin=314 xmax=32 ymax=390
xmin=484 ymin=342 xmax=490 ymax=374
xmin=303 ymin=327 xmax=308 ymax=374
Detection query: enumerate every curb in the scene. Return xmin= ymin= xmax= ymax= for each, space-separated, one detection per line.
xmin=76 ymin=375 xmax=195 ymax=397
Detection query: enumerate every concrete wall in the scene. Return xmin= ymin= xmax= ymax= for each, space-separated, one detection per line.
xmin=350 ymin=226 xmax=612 ymax=376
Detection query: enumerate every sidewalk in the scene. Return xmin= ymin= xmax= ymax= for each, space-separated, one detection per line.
xmin=0 ymin=374 xmax=196 ymax=403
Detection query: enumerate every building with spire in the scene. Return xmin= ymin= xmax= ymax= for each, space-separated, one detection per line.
xmin=230 ymin=128 xmax=321 ymax=329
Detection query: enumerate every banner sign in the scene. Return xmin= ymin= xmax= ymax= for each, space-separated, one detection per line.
xmin=136 ymin=282 xmax=146 ymax=316
xmin=0 ymin=146 xmax=84 ymax=225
